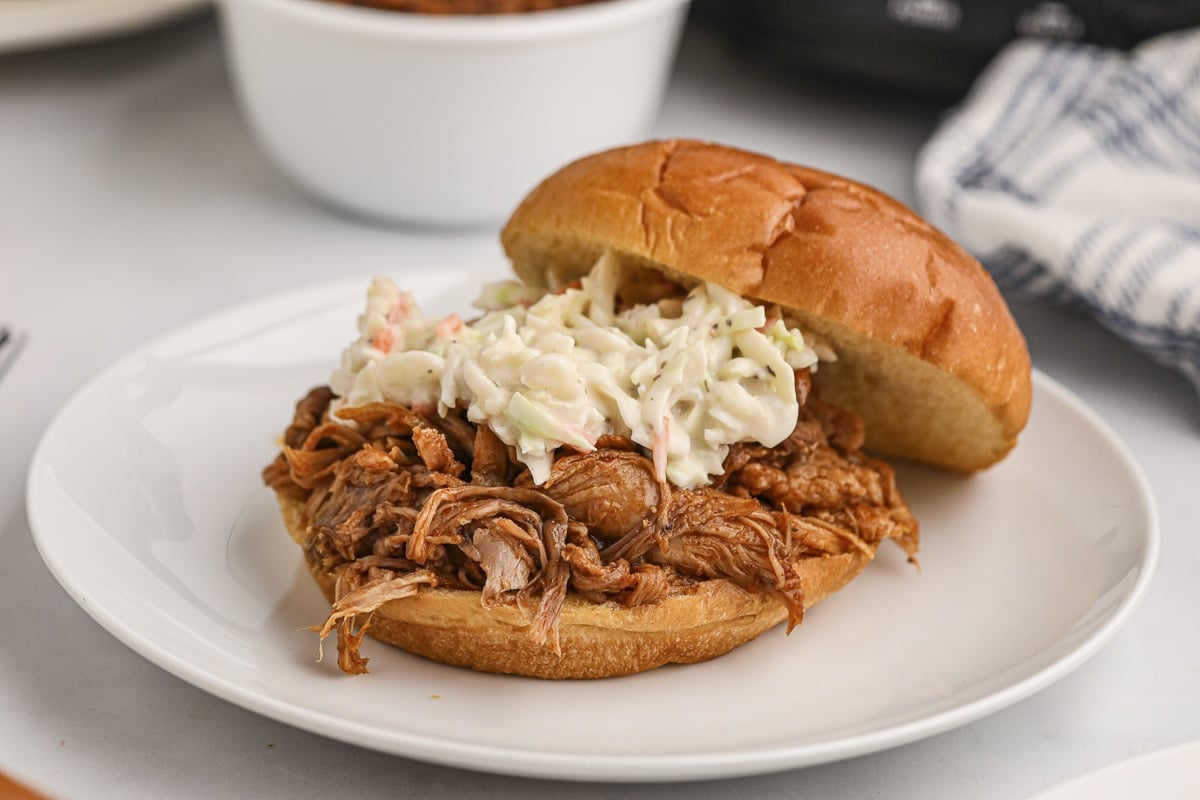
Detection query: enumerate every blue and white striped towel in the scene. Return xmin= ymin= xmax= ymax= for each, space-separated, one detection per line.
xmin=916 ymin=28 xmax=1200 ymax=395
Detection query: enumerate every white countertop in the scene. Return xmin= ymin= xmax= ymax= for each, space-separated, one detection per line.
xmin=2 ymin=11 xmax=1197 ymax=799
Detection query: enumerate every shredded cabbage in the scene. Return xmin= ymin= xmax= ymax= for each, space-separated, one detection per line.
xmin=330 ymin=253 xmax=828 ymax=488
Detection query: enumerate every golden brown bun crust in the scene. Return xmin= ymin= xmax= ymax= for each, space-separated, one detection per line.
xmin=501 ymin=139 xmax=1032 ymax=471
xmin=278 ymin=494 xmax=876 ymax=679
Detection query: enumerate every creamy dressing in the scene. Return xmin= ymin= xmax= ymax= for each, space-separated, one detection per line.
xmin=330 ymin=252 xmax=827 ymax=488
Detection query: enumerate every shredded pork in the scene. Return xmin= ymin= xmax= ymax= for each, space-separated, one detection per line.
xmin=264 ymin=374 xmax=918 ymax=673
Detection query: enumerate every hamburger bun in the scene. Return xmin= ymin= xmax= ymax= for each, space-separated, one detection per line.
xmin=268 ymin=139 xmax=1030 ymax=679
xmin=277 ymin=493 xmax=879 ymax=679
xmin=501 ymin=139 xmax=1032 ymax=471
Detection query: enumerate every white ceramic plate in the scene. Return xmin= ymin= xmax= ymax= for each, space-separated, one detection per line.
xmin=0 ymin=0 xmax=206 ymax=53
xmin=27 ymin=268 xmax=1159 ymax=782
xmin=1029 ymin=741 xmax=1200 ymax=800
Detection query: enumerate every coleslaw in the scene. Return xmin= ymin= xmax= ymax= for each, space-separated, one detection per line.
xmin=330 ymin=252 xmax=829 ymax=488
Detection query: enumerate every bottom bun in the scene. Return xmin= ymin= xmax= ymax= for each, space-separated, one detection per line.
xmin=277 ymin=494 xmax=878 ymax=679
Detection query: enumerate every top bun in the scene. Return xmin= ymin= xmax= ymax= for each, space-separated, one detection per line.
xmin=501 ymin=139 xmax=1031 ymax=471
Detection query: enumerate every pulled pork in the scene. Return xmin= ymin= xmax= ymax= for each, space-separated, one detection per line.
xmin=263 ymin=376 xmax=918 ymax=673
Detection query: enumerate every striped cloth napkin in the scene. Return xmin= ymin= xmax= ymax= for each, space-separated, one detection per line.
xmin=915 ymin=28 xmax=1200 ymax=395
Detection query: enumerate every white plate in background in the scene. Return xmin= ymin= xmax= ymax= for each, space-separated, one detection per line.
xmin=27 ymin=267 xmax=1159 ymax=781
xmin=1029 ymin=741 xmax=1200 ymax=800
xmin=0 ymin=0 xmax=206 ymax=53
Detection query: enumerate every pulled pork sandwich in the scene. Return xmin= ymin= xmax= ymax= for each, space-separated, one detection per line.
xmin=263 ymin=139 xmax=1032 ymax=679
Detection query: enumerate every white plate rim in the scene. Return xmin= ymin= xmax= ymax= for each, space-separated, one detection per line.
xmin=26 ymin=276 xmax=1161 ymax=782
xmin=1028 ymin=740 xmax=1200 ymax=800
xmin=0 ymin=0 xmax=207 ymax=53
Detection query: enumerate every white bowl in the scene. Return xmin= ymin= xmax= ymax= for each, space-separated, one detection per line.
xmin=217 ymin=0 xmax=692 ymax=226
